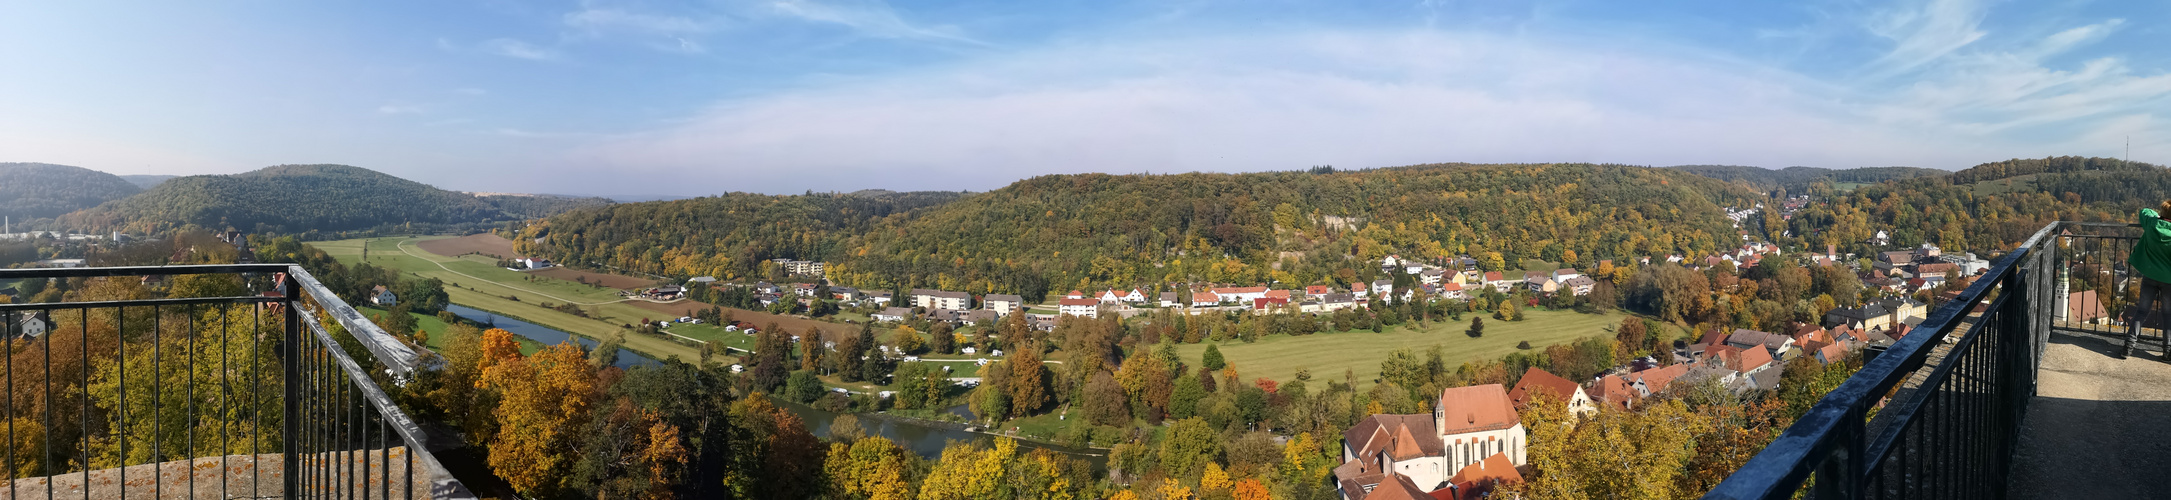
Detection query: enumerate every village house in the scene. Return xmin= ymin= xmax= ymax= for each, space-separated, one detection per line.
xmin=1334 ymin=384 xmax=1526 ymax=500
xmin=1483 ymin=272 xmax=1520 ymax=293
xmin=910 ymin=289 xmax=971 ymax=310
xmin=14 ymin=312 xmax=48 ymax=339
xmin=1097 ymin=290 xmax=1124 ymax=304
xmin=1561 ymin=276 xmax=1596 ymax=296
xmin=1121 ymin=289 xmax=1149 ymax=303
xmin=1419 ymin=269 xmax=1447 ymax=286
xmin=1372 ymin=280 xmax=1395 ymax=300
xmin=2062 ymin=290 xmax=2107 ymax=324
xmin=1723 ymin=329 xmax=1794 ymax=357
xmin=370 ymin=285 xmax=397 ymax=307
xmin=1552 ymin=268 xmax=1581 ymax=282
xmin=1507 ymin=368 xmax=1597 ymax=417
xmin=1064 ymin=290 xmax=1087 ymax=300
xmin=1057 ymin=298 xmax=1100 ymax=318
xmin=1190 ymin=291 xmax=1221 ymax=307
xmin=1350 ymin=282 xmax=1369 ymax=298
xmin=1159 ymin=292 xmax=1183 ymax=308
xmin=1625 ymin=363 xmax=1691 ymax=398
xmin=1588 ymin=374 xmax=1636 ymax=411
xmin=1433 ymin=282 xmax=1467 ymax=300
xmin=1522 ymin=273 xmax=1557 ymax=295
xmin=872 ymin=307 xmax=911 ymax=323
xmin=1213 ymin=286 xmax=1269 ymax=304
xmin=983 ymin=294 xmax=1024 ymax=317
xmin=866 ymin=291 xmax=893 ymax=306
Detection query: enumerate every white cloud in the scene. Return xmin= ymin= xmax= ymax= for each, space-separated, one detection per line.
xmin=1864 ymin=0 xmax=1988 ymax=76
xmin=479 ymin=38 xmax=558 ymax=60
xmin=767 ymin=0 xmax=981 ymax=44
xmin=564 ymin=31 xmax=2002 ymax=193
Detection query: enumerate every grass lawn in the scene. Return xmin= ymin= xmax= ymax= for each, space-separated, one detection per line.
xmin=1171 ymin=308 xmax=1631 ymax=387
xmin=319 ymin=236 xmax=706 ymax=363
xmin=358 ymin=305 xmax=545 ymax=355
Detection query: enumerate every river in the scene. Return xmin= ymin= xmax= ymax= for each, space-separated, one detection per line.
xmin=443 ymin=304 xmax=658 ymax=369
xmin=443 ymin=304 xmax=1103 ymax=469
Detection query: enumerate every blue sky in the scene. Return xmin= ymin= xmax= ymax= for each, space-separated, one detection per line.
xmin=1 ymin=0 xmax=2165 ymax=196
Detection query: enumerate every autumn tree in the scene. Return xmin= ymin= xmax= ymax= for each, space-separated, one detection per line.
xmin=929 ymin=321 xmax=955 ymax=354
xmin=919 ymin=437 xmax=1017 ymax=500
xmin=482 ymin=342 xmax=599 ymax=497
xmin=1006 ymin=345 xmax=1048 ymax=418
xmin=1158 ymin=417 xmax=1222 ymax=478
xmin=1083 ymin=370 xmax=1129 ymax=426
xmin=824 ymin=436 xmax=919 ymax=500
xmin=894 ymin=325 xmax=925 ymax=355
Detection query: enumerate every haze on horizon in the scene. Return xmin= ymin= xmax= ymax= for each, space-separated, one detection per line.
xmin=1 ymin=0 xmax=2165 ymax=197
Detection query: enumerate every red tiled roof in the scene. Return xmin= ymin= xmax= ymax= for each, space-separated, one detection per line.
xmin=1507 ymin=368 xmax=1581 ymax=408
xmin=1192 ymin=291 xmax=1220 ymax=302
xmin=1590 ymin=374 xmax=1634 ymax=411
xmin=1438 ymin=384 xmax=1521 ymax=434
xmin=1483 ymin=271 xmax=1504 ymax=281
xmin=1351 ymin=282 xmax=1368 ymax=291
xmin=1699 ymin=330 xmax=1730 ymax=347
xmin=1058 ymin=298 xmax=1098 ymax=306
xmin=1306 ymin=285 xmax=1333 ymax=295
xmin=1440 ymin=283 xmax=1464 ymax=291
xmin=1363 ymin=473 xmax=1436 ymax=500
xmin=1254 ymin=297 xmax=1288 ymax=309
xmin=1737 ymin=345 xmax=1774 ymax=372
xmin=1818 ymin=342 xmax=1849 ymax=365
xmin=1633 ymin=363 xmax=1690 ymax=395
xmin=1264 ymin=289 xmax=1291 ymax=299
xmin=1446 ymin=453 xmax=1524 ymax=499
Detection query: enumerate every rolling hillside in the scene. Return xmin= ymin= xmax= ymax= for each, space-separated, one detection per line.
xmin=0 ymin=162 xmax=143 ymax=221
xmin=58 ymin=164 xmax=539 ymax=233
xmin=520 ymin=163 xmax=1761 ymax=298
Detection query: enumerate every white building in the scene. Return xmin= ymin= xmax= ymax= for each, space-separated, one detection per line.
xmin=1333 ymin=384 xmax=1526 ymax=499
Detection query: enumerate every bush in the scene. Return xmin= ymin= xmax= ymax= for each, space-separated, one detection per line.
xmin=784 ymin=370 xmax=824 ymax=403
xmin=1517 ymin=341 xmax=1533 ymax=350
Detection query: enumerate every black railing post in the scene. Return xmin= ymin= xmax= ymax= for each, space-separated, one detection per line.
xmin=1814 ymin=405 xmax=1863 ymax=500
xmin=282 ymin=274 xmax=302 ymax=498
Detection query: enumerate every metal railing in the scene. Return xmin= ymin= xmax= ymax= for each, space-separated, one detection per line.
xmin=1705 ymin=221 xmax=2141 ymax=499
xmin=0 ymin=264 xmax=472 ymax=499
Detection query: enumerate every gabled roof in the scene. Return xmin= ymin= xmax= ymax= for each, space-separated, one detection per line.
xmin=1057 ymin=298 xmax=1099 ymax=307
xmin=1482 ymin=271 xmax=1505 ymax=282
xmin=1737 ymin=345 xmax=1774 ymax=372
xmin=911 ymin=289 xmax=971 ymax=299
xmin=1211 ymin=286 xmax=1268 ymax=294
xmin=1192 ymin=291 xmax=1220 ymax=302
xmin=1363 ymin=472 xmax=1437 ymax=500
xmin=1817 ymin=342 xmax=1849 ymax=365
xmin=1343 ymin=413 xmax=1443 ymax=465
xmin=1437 ymin=384 xmax=1520 ymax=435
xmin=1507 ymin=368 xmax=1581 ymax=409
xmin=1590 ymin=374 xmax=1634 ymax=411
xmin=983 ymin=294 xmax=1023 ymax=303
xmin=1630 ymin=363 xmax=1690 ymax=395
xmin=1446 ymin=453 xmax=1524 ymax=499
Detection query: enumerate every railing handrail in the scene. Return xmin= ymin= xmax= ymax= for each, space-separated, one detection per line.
xmin=0 ymin=264 xmax=472 ymax=498
xmin=1704 ymin=221 xmax=2068 ymax=499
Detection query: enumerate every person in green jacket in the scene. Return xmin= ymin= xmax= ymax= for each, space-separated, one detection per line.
xmin=2123 ymin=202 xmax=2171 ymax=359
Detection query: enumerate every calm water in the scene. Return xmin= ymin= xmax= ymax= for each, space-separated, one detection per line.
xmin=444 ymin=304 xmax=657 ymax=369
xmin=781 ymin=401 xmax=1109 ymax=471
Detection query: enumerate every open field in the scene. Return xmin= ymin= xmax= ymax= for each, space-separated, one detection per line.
xmin=415 ymin=233 xmax=520 ymax=259
xmin=529 ymin=266 xmax=654 ymax=289
xmin=318 ymin=236 xmax=707 ymax=362
xmin=626 ymin=299 xmax=873 ymax=345
xmin=1170 ymin=309 xmax=1631 ymax=386
xmin=359 ymin=305 xmax=545 ymax=355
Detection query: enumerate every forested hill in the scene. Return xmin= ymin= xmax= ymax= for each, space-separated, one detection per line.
xmin=58 ymin=164 xmax=547 ymax=233
xmin=476 ymin=194 xmax=615 ymax=219
xmin=0 ymin=163 xmax=143 ymax=221
xmin=520 ymin=163 xmax=1760 ymax=298
xmin=1668 ymin=165 xmax=1948 ymax=192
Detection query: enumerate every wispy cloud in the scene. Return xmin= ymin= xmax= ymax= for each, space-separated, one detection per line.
xmin=767 ymin=0 xmax=982 ymax=45
xmin=566 ymin=31 xmax=1977 ymax=193
xmin=479 ymin=38 xmax=559 ymax=60
xmin=1863 ymin=0 xmax=1988 ymax=76
xmin=376 ymin=104 xmax=425 ymax=115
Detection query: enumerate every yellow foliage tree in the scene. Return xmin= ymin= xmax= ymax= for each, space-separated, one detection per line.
xmin=918 ymin=437 xmax=1016 ymax=500
xmin=894 ymin=325 xmax=925 ymax=354
xmin=1232 ymin=478 xmax=1270 ymax=500
xmin=1201 ymin=462 xmax=1232 ymax=492
xmin=481 ymin=342 xmax=596 ymax=496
